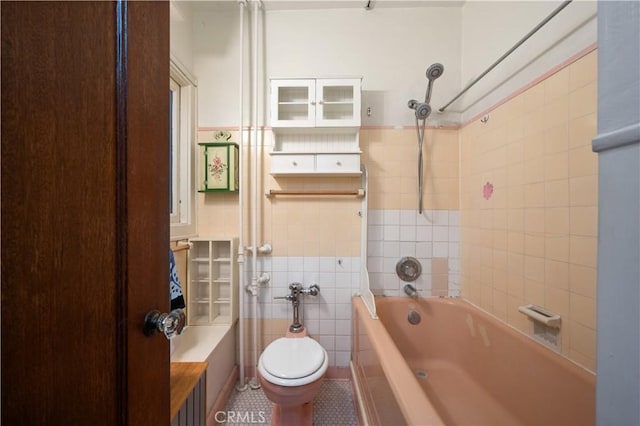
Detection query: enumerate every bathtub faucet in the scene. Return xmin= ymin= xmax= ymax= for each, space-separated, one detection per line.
xmin=403 ymin=284 xmax=419 ymax=299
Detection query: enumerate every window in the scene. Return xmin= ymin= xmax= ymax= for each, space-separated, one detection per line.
xmin=169 ymin=57 xmax=197 ymax=240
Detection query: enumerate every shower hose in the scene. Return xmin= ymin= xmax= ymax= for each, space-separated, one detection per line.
xmin=415 ymin=115 xmax=427 ymax=214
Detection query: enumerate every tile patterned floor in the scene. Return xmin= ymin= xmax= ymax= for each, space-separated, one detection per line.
xmin=223 ymin=379 xmax=358 ymax=425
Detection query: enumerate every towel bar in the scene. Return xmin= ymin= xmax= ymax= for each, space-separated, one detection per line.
xmin=265 ymin=189 xmax=365 ymax=198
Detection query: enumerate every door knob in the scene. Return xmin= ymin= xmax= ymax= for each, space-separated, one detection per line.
xmin=143 ymin=309 xmax=186 ymax=339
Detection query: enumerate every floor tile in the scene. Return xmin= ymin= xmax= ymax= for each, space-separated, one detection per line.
xmin=223 ymin=379 xmax=358 ymax=425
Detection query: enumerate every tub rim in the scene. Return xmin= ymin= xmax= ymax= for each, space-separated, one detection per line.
xmin=353 ymin=296 xmax=445 ymax=426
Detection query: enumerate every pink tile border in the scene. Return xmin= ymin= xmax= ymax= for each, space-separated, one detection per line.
xmin=326 ymin=366 xmax=351 ymax=379
xmin=462 ymin=43 xmax=598 ymax=127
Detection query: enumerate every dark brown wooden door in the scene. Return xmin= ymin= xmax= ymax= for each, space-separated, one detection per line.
xmin=1 ymin=1 xmax=170 ymax=424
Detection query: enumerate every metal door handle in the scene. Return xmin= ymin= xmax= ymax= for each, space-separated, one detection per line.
xmin=143 ymin=309 xmax=186 ymax=339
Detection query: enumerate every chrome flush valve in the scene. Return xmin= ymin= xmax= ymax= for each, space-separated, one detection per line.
xmin=274 ymin=283 xmax=320 ymax=333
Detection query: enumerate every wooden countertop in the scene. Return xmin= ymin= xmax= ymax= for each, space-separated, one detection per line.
xmin=170 ymin=361 xmax=208 ymax=421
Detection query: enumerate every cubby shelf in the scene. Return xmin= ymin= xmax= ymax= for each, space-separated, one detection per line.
xmin=187 ymin=238 xmax=238 ymax=326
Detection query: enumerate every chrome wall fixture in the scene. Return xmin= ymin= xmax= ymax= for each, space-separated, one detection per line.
xmin=408 ymin=63 xmax=445 ymax=214
xmin=274 ymin=283 xmax=320 ymax=333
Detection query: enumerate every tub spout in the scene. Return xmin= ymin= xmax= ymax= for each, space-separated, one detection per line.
xmin=403 ymin=284 xmax=419 ymax=299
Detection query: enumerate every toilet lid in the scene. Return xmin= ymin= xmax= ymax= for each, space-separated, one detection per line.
xmin=261 ymin=337 xmax=325 ymax=379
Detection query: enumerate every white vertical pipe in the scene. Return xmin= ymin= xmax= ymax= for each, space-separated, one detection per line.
xmin=236 ymin=0 xmax=247 ymax=392
xmin=249 ymin=0 xmax=261 ymax=389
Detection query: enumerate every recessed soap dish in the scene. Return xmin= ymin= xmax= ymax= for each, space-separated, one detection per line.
xmin=518 ymin=304 xmax=561 ymax=328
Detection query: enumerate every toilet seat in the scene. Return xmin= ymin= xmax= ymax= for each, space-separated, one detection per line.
xmin=258 ymin=337 xmax=328 ymax=387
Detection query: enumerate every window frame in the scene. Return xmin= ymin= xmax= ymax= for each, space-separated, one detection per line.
xmin=169 ymin=56 xmax=197 ymax=240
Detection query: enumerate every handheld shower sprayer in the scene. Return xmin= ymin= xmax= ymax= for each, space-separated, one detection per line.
xmin=424 ymin=62 xmax=444 ymax=105
xmin=408 ymin=62 xmax=445 ymax=215
xmin=407 ymin=63 xmax=444 ymax=120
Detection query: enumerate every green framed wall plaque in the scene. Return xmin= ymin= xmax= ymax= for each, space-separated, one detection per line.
xmin=198 ymin=142 xmax=239 ymax=192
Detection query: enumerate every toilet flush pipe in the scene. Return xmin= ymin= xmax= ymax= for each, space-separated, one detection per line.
xmin=236 ymin=0 xmax=247 ymax=392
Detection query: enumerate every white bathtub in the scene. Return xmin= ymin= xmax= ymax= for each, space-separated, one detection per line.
xmin=171 ymin=325 xmax=236 ymax=418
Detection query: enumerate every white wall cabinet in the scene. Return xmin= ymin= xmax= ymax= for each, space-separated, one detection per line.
xmin=187 ymin=238 xmax=238 ymax=325
xmin=270 ymin=78 xmax=362 ymax=176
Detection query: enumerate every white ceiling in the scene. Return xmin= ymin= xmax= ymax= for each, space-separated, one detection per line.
xmin=188 ymin=0 xmax=465 ymax=13
xmin=261 ymin=1 xmax=465 ymax=10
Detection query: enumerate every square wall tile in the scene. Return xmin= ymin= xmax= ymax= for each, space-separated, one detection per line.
xmin=458 ymin=50 xmax=598 ymax=372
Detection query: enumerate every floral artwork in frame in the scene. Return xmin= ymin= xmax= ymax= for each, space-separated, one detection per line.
xmin=199 ymin=141 xmax=239 ymax=192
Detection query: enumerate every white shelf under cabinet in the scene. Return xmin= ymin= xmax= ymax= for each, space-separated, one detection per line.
xmin=187 ymin=238 xmax=238 ymax=326
xmin=270 ymin=78 xmax=362 ymax=176
xmin=270 ymin=152 xmax=361 ymax=176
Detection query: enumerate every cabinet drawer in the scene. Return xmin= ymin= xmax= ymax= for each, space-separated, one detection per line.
xmin=270 ymin=154 xmax=315 ymax=174
xmin=316 ymin=154 xmax=360 ymax=173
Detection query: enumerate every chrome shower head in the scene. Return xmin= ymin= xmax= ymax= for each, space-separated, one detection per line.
xmin=426 ymin=63 xmax=444 ymax=81
xmin=414 ymin=102 xmax=432 ymax=120
xmin=408 ymin=99 xmax=431 ymax=120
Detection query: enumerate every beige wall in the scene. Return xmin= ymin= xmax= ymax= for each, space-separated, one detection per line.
xmin=459 ymin=50 xmax=598 ymax=371
xmin=196 ymin=127 xmax=459 ymax=253
xmin=196 ymin=129 xmax=363 ymax=257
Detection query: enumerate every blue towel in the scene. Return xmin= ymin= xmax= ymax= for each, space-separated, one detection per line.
xmin=170 ymin=249 xmax=186 ymax=310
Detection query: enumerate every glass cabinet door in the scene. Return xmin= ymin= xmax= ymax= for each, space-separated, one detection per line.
xmin=316 ymin=78 xmax=361 ymax=127
xmin=270 ymin=79 xmax=316 ymax=127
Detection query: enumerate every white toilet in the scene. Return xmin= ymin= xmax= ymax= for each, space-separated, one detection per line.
xmin=258 ymin=334 xmax=329 ymax=426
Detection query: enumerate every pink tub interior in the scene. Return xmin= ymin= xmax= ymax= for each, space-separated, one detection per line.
xmin=352 ymin=296 xmax=595 ymax=425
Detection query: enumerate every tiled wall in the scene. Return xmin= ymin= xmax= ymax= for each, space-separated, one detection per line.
xmin=459 ymin=49 xmax=598 ymax=371
xmin=242 ymin=256 xmax=361 ymax=369
xmin=367 ymin=209 xmax=460 ymax=297
xmin=362 ymin=128 xmax=461 ymax=298
xmin=362 ymin=128 xmax=459 ymax=211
